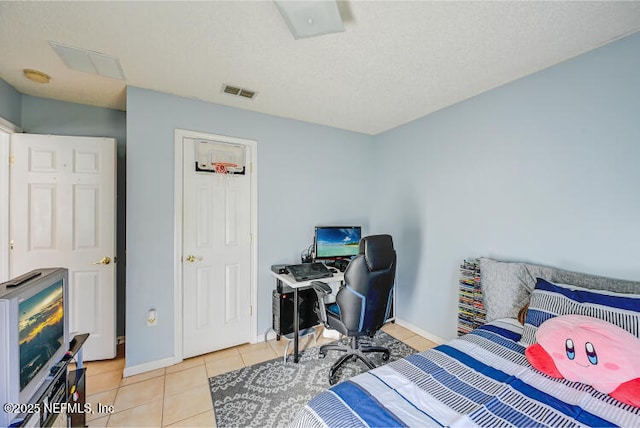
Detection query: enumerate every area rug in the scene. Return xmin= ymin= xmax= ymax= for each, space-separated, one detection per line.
xmin=209 ymin=331 xmax=416 ymax=427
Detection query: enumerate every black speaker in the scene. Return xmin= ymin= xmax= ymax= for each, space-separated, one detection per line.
xmin=335 ymin=259 xmax=349 ymax=272
xmin=271 ymin=264 xmax=288 ymax=275
xmin=272 ymin=288 xmax=319 ymax=338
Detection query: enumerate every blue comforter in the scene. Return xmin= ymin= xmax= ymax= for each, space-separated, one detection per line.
xmin=291 ymin=319 xmax=640 ymax=427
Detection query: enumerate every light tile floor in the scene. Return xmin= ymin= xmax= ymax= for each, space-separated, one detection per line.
xmin=82 ymin=323 xmax=437 ymax=427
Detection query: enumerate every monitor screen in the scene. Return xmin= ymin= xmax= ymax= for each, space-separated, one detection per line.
xmin=18 ymin=279 xmax=65 ymax=391
xmin=315 ymin=226 xmax=361 ymax=259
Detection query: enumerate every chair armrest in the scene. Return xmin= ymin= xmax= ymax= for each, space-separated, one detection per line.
xmin=311 ymin=281 xmax=332 ymax=296
xmin=311 ymin=281 xmax=332 ymax=326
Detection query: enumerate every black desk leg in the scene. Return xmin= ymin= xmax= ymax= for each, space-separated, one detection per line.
xmin=293 ymin=287 xmax=299 ymax=363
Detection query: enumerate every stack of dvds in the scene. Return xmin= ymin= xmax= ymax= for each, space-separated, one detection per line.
xmin=458 ymin=259 xmax=485 ymax=336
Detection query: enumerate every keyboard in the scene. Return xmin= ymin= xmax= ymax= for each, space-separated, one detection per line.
xmin=286 ymin=262 xmax=333 ymax=282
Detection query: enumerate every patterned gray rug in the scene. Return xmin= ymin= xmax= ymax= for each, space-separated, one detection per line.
xmin=209 ymin=331 xmax=416 ymax=427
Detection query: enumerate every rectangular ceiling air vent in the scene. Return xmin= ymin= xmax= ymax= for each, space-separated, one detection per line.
xmin=223 ymin=85 xmax=241 ymax=95
xmin=50 ymin=41 xmax=126 ymax=80
xmin=239 ymin=89 xmax=256 ymax=99
xmin=222 ymin=84 xmax=257 ymax=100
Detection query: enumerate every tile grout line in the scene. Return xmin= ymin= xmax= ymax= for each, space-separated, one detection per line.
xmin=160 ymin=372 xmax=166 ymax=428
xmin=166 ymin=408 xmax=212 ymax=428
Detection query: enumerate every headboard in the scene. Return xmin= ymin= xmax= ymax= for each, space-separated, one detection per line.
xmin=480 ymin=258 xmax=640 ymax=322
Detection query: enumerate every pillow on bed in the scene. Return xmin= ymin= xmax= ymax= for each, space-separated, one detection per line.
xmin=525 ymin=315 xmax=640 ymax=408
xmin=520 ymin=278 xmax=640 ymax=346
xmin=480 ymin=258 xmax=532 ymax=321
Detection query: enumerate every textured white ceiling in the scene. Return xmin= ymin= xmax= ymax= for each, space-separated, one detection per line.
xmin=1 ymin=1 xmax=639 ymax=135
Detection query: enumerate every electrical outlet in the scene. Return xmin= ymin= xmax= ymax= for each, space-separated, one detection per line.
xmin=147 ymin=309 xmax=157 ymax=327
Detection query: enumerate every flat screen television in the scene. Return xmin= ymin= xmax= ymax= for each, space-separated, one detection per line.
xmin=314 ymin=226 xmax=362 ymax=260
xmin=0 ymin=268 xmax=69 ymax=427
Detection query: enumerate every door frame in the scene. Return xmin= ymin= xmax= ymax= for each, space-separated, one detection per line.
xmin=173 ymin=129 xmax=258 ymax=362
xmin=0 ymin=118 xmax=21 ymax=282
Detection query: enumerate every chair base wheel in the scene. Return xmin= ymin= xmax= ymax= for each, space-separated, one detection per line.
xmin=328 ymin=365 xmax=341 ymax=385
xmin=320 ymin=338 xmax=392 ymax=386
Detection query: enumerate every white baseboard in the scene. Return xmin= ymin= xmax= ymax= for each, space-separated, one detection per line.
xmin=123 ymin=355 xmax=180 ymax=377
xmin=123 ymin=321 xmax=445 ymax=378
xmin=394 ymin=318 xmax=448 ymax=345
xmin=259 ymin=320 xmax=448 ymax=346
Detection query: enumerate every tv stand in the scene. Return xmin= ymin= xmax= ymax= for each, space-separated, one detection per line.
xmin=13 ymin=334 xmax=89 ymax=428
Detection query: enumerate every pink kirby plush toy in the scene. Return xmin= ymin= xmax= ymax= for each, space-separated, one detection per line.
xmin=525 ymin=314 xmax=640 ymax=408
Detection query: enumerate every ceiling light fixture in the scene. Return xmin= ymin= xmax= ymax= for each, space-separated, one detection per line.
xmin=23 ymin=69 xmax=51 ymax=84
xmin=274 ymin=1 xmax=344 ymax=39
xmin=49 ymin=41 xmax=126 ymax=80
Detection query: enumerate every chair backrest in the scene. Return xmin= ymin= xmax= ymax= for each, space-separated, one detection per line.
xmin=336 ymin=234 xmax=396 ymax=336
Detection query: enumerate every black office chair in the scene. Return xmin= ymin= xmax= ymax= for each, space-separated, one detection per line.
xmin=312 ymin=234 xmax=396 ymax=385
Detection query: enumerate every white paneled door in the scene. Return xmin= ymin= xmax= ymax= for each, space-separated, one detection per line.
xmin=181 ymin=136 xmax=252 ymax=358
xmin=10 ymin=134 xmax=116 ymax=361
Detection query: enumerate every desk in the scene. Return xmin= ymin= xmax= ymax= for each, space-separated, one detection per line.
xmin=270 ymin=270 xmax=344 ymax=363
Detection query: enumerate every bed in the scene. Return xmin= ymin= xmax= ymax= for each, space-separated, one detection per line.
xmin=291 ymin=259 xmax=640 ymax=427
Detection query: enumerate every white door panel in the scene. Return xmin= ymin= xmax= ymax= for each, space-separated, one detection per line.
xmin=10 ymin=134 xmax=116 ymax=361
xmin=1 ymin=130 xmax=10 ymax=283
xmin=182 ymin=137 xmax=252 ymax=358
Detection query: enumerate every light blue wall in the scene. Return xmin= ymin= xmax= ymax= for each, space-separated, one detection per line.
xmin=6 ymin=30 xmax=639 ymax=370
xmin=126 ymin=87 xmax=374 ymax=368
xmin=0 ymin=78 xmax=22 ymax=127
xmin=21 ymin=96 xmax=127 ymax=337
xmin=21 ymin=96 xmax=126 ymax=144
xmin=373 ymin=32 xmax=640 ymax=340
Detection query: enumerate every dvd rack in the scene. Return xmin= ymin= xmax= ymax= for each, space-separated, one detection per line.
xmin=458 ymin=259 xmax=486 ymax=336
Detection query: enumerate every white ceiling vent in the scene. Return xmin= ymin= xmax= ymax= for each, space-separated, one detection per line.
xmin=50 ymin=41 xmax=126 ymax=80
xmin=222 ymin=84 xmax=257 ymax=100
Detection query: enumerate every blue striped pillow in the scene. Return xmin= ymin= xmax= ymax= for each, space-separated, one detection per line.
xmin=520 ymin=278 xmax=640 ymax=346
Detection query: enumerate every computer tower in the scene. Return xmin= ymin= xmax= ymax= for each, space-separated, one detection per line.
xmin=272 ymin=288 xmax=319 ymax=339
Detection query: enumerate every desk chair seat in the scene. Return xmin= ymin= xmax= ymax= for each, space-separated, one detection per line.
xmin=312 ymin=234 xmax=396 ymax=385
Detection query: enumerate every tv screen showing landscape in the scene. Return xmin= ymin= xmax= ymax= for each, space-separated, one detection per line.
xmin=316 ymin=227 xmax=361 ymax=258
xmin=18 ymin=280 xmax=64 ymax=391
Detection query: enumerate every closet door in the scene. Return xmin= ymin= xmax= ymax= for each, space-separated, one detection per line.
xmin=181 ymin=135 xmax=253 ymax=358
xmin=0 ymin=128 xmax=9 ymax=282
xmin=10 ymin=133 xmax=116 ymax=361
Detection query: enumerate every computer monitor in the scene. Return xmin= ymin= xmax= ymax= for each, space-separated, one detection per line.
xmin=314 ymin=226 xmax=362 ymax=259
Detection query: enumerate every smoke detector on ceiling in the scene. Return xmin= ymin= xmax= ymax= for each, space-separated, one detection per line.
xmin=222 ymin=84 xmax=258 ymax=100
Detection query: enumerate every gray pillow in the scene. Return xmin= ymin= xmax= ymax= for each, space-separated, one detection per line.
xmin=480 ymin=258 xmax=534 ymax=321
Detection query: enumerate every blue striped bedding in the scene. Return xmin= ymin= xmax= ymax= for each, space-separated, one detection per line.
xmin=291 ymin=319 xmax=640 ymax=427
